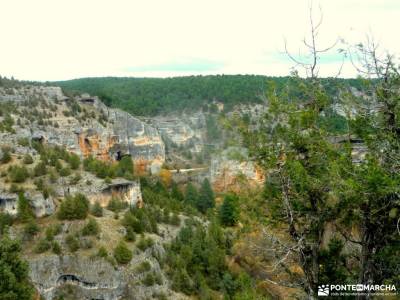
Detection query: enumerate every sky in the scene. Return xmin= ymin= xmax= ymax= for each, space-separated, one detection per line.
xmin=0 ymin=0 xmax=399 ymax=81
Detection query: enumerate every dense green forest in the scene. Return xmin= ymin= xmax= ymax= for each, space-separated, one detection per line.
xmin=55 ymin=75 xmax=364 ymax=116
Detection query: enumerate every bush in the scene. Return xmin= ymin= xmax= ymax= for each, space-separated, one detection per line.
xmin=91 ymin=202 xmax=103 ymax=217
xmin=59 ymin=167 xmax=71 ymax=177
xmin=34 ymin=239 xmax=51 ymax=253
xmin=68 ymin=153 xmax=80 ymax=170
xmin=219 ymin=194 xmax=239 ymax=226
xmin=22 ymin=154 xmax=33 ymax=164
xmin=33 ymin=161 xmax=47 ymax=177
xmin=0 ymin=150 xmax=11 ymax=164
xmin=107 ymin=197 xmax=128 ymax=212
xmin=136 ymin=261 xmax=151 ymax=273
xmin=23 ymin=221 xmax=39 ymax=240
xmin=69 ymin=173 xmax=81 ymax=185
xmin=113 ymin=241 xmax=132 ymax=264
xmin=97 ymin=246 xmax=108 ymax=258
xmin=57 ymin=194 xmax=89 ymax=220
xmin=142 ymin=273 xmax=155 ymax=286
xmin=137 ymin=237 xmax=154 ymax=252
xmin=45 ymin=223 xmax=62 ymax=241
xmin=9 ymin=165 xmax=29 ymax=183
xmin=81 ymin=218 xmax=100 ymax=236
xmin=17 ymin=193 xmax=34 ymax=222
xmin=65 ymin=234 xmax=80 ymax=252
xmin=125 ymin=227 xmax=136 ymax=242
xmin=0 ymin=212 xmax=13 ymax=234
xmin=52 ymin=241 xmax=62 ymax=254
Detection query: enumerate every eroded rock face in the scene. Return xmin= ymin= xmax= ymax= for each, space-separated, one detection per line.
xmin=210 ymin=147 xmax=264 ymax=192
xmin=0 ymin=190 xmax=54 ymax=217
xmin=151 ymin=112 xmax=206 ymax=154
xmin=0 ymin=86 xmax=165 ymax=171
xmin=29 ymin=255 xmax=125 ymax=300
xmin=0 ymin=192 xmax=18 ymax=215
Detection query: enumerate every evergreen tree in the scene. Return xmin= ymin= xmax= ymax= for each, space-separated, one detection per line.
xmin=171 ymin=181 xmax=184 ymax=201
xmin=113 ymin=241 xmax=132 ymax=264
xmin=197 ymin=179 xmax=215 ymax=213
xmin=17 ymin=193 xmax=33 ymax=222
xmin=184 ymin=183 xmax=198 ymax=207
xmin=219 ymin=194 xmax=239 ymax=226
xmin=0 ymin=235 xmax=34 ymax=300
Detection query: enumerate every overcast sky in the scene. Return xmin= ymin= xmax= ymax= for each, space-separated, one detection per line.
xmin=1 ymin=0 xmax=399 ymax=81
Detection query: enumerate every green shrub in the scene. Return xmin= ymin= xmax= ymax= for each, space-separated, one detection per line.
xmin=0 ymin=150 xmax=12 ymax=164
xmin=0 ymin=212 xmax=13 ymax=234
xmin=34 ymin=239 xmax=51 ymax=253
xmin=9 ymin=165 xmax=29 ymax=183
xmin=33 ymin=161 xmax=47 ymax=177
xmin=91 ymin=202 xmax=103 ymax=217
xmin=81 ymin=218 xmax=100 ymax=236
xmin=17 ymin=193 xmax=34 ymax=222
xmin=65 ymin=234 xmax=80 ymax=252
xmin=59 ymin=167 xmax=71 ymax=177
xmin=68 ymin=153 xmax=80 ymax=170
xmin=136 ymin=261 xmax=151 ymax=273
xmin=22 ymin=221 xmax=40 ymax=240
xmin=142 ymin=273 xmax=155 ymax=286
xmin=97 ymin=246 xmax=108 ymax=258
xmin=52 ymin=241 xmax=62 ymax=254
xmin=137 ymin=237 xmax=154 ymax=252
xmin=113 ymin=241 xmax=132 ymax=264
xmin=57 ymin=194 xmax=89 ymax=220
xmin=22 ymin=154 xmax=33 ymax=164
xmin=69 ymin=173 xmax=81 ymax=185
xmin=107 ymin=197 xmax=128 ymax=212
xmin=125 ymin=227 xmax=136 ymax=242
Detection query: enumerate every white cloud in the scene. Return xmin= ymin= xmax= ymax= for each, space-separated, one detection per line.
xmin=0 ymin=0 xmax=398 ymax=80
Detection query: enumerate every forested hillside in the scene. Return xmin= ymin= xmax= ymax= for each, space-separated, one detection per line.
xmin=55 ymin=75 xmax=364 ymax=116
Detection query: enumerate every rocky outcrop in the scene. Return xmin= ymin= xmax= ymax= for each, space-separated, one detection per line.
xmin=29 ymin=255 xmax=125 ymax=300
xmin=0 ymin=192 xmax=18 ymax=215
xmin=210 ymin=147 xmax=264 ymax=192
xmin=150 ymin=112 xmax=206 ymax=154
xmin=0 ymin=86 xmax=165 ymax=172
xmin=0 ymin=190 xmax=54 ymax=217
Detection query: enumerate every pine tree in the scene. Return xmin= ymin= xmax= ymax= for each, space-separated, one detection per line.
xmin=197 ymin=179 xmax=215 ymax=213
xmin=113 ymin=241 xmax=132 ymax=264
xmin=0 ymin=235 xmax=34 ymax=299
xmin=219 ymin=194 xmax=239 ymax=226
xmin=171 ymin=181 xmax=184 ymax=201
xmin=17 ymin=193 xmax=33 ymax=222
xmin=184 ymin=183 xmax=198 ymax=207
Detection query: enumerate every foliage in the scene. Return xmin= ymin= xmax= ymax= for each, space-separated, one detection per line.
xmin=165 ymin=220 xmax=245 ymax=297
xmin=56 ymin=75 xmax=364 ymax=116
xmin=9 ymin=165 xmax=29 ymax=183
xmin=0 ymin=235 xmax=34 ymax=300
xmin=0 ymin=213 xmax=13 ymax=235
xmin=107 ymin=197 xmax=128 ymax=213
xmin=219 ymin=194 xmax=239 ymax=226
xmin=17 ymin=193 xmax=34 ymax=222
xmin=90 ymin=202 xmax=103 ymax=217
xmin=81 ymin=218 xmax=100 ymax=236
xmin=65 ymin=234 xmax=79 ymax=252
xmin=113 ymin=241 xmax=132 ymax=264
xmin=57 ymin=193 xmax=89 ymax=220
xmin=197 ymin=178 xmax=215 ymax=213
